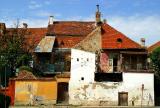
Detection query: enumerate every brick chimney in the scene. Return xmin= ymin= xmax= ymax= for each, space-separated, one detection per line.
xmin=49 ymin=16 xmax=54 ymax=25
xmin=95 ymin=5 xmax=101 ymax=25
xmin=140 ymin=38 xmax=145 ymax=47
xmin=23 ymin=23 xmax=28 ymax=29
xmin=0 ymin=23 xmax=6 ymax=34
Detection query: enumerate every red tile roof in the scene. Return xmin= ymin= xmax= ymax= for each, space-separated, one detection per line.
xmin=26 ymin=28 xmax=47 ymax=47
xmin=47 ymin=21 xmax=95 ymax=36
xmin=16 ymin=70 xmax=36 ymax=79
xmin=47 ymin=21 xmax=95 ymax=48
xmin=54 ymin=36 xmax=83 ymax=48
xmin=6 ymin=28 xmax=47 ymax=51
xmin=101 ymin=23 xmax=143 ymax=49
xmin=148 ymin=41 xmax=160 ymax=53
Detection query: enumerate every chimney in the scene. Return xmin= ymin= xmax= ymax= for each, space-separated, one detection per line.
xmin=95 ymin=5 xmax=101 ymax=25
xmin=23 ymin=23 xmax=28 ymax=28
xmin=0 ymin=23 xmax=6 ymax=34
xmin=103 ymin=19 xmax=107 ymax=24
xmin=140 ymin=38 xmax=145 ymax=47
xmin=49 ymin=16 xmax=54 ymax=25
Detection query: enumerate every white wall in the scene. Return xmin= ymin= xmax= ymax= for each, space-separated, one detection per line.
xmin=70 ymin=49 xmax=95 ymax=83
xmin=69 ymin=49 xmax=154 ymax=106
xmin=69 ymin=69 xmax=154 ymax=106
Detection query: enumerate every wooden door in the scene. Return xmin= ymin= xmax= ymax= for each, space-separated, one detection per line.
xmin=57 ymin=82 xmax=69 ymax=104
xmin=118 ymin=92 xmax=128 ymax=106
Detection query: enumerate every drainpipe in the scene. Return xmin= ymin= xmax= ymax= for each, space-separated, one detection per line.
xmin=5 ymin=66 xmax=6 ymax=108
xmin=141 ymin=84 xmax=144 ymax=107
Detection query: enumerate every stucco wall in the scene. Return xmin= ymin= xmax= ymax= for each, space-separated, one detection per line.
xmin=69 ymin=73 xmax=154 ymax=106
xmin=70 ymin=49 xmax=95 ymax=83
xmin=14 ymin=80 xmax=57 ymax=105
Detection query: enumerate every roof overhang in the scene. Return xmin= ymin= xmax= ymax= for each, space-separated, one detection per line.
xmin=120 ymin=51 xmax=148 ymax=55
xmin=35 ymin=36 xmax=55 ymax=53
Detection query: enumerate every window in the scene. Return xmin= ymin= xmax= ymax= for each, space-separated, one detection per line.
xmin=77 ymin=58 xmax=79 ymax=61
xmin=117 ymin=38 xmax=123 ymax=43
xmin=81 ymin=77 xmax=84 ymax=80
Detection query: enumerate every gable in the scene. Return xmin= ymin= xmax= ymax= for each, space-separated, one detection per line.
xmin=74 ymin=27 xmax=101 ymax=52
xmin=102 ymin=23 xmax=143 ymax=49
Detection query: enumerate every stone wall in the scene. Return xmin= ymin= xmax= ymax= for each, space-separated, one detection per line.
xmin=74 ymin=27 xmax=101 ymax=53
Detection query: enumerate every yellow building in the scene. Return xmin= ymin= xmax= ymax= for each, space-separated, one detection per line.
xmin=14 ymin=72 xmax=70 ymax=106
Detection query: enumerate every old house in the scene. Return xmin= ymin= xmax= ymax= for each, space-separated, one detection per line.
xmin=69 ymin=6 xmax=154 ymax=106
xmin=0 ymin=5 xmax=155 ymax=106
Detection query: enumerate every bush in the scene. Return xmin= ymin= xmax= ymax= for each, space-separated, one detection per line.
xmin=19 ymin=65 xmax=32 ymax=72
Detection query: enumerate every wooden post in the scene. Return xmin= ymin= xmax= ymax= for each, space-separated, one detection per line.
xmin=119 ymin=53 xmax=122 ymax=72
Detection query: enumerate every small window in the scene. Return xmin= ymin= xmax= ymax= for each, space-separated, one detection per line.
xmin=81 ymin=77 xmax=84 ymax=80
xmin=117 ymin=38 xmax=123 ymax=43
xmin=77 ymin=58 xmax=79 ymax=61
xmin=87 ymin=58 xmax=89 ymax=61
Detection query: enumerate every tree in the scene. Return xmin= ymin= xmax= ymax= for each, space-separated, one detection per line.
xmin=150 ymin=47 xmax=160 ymax=78
xmin=0 ymin=23 xmax=33 ymax=78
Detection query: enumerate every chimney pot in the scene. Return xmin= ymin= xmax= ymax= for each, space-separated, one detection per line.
xmin=49 ymin=16 xmax=54 ymax=25
xmin=140 ymin=38 xmax=145 ymax=47
xmin=23 ymin=23 xmax=28 ymax=28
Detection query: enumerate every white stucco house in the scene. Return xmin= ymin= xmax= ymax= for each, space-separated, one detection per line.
xmin=69 ymin=49 xmax=154 ymax=106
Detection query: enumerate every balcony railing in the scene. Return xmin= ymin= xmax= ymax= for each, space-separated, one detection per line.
xmin=122 ymin=64 xmax=153 ymax=72
xmin=34 ymin=62 xmax=70 ymax=74
xmin=99 ymin=64 xmax=153 ymax=73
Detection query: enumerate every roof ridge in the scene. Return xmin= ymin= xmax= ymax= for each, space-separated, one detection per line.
xmin=148 ymin=41 xmax=160 ymax=48
xmin=53 ymin=21 xmax=95 ymax=22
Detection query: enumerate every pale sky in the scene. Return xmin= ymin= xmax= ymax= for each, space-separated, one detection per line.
xmin=0 ymin=0 xmax=160 ymax=46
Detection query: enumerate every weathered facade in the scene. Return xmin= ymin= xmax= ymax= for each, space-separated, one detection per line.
xmin=0 ymin=5 xmax=155 ymax=106
xmin=14 ymin=79 xmax=57 ymax=105
xmin=69 ymin=49 xmax=154 ymax=106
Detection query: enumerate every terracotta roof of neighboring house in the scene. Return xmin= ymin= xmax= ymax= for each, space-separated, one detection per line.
xmin=16 ymin=70 xmax=36 ymax=79
xmin=6 ymin=28 xmax=47 ymax=51
xmin=54 ymin=36 xmax=83 ymax=48
xmin=47 ymin=21 xmax=95 ymax=36
xmin=47 ymin=21 xmax=96 ymax=48
xmin=24 ymin=28 xmax=47 ymax=46
xmin=148 ymin=41 xmax=160 ymax=53
xmin=101 ymin=23 xmax=143 ymax=49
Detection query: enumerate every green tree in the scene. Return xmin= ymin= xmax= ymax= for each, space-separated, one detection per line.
xmin=0 ymin=23 xmax=32 ymax=77
xmin=150 ymin=47 xmax=160 ymax=78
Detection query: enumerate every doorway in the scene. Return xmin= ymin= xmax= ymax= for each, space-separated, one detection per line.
xmin=113 ymin=58 xmax=118 ymax=72
xmin=118 ymin=92 xmax=128 ymax=106
xmin=57 ymin=82 xmax=69 ymax=104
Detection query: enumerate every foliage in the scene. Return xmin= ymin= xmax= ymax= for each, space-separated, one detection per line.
xmin=0 ymin=24 xmax=33 ymax=76
xmin=19 ymin=65 xmax=32 ymax=72
xmin=150 ymin=47 xmax=160 ymax=78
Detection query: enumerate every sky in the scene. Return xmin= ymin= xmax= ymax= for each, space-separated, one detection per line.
xmin=0 ymin=0 xmax=160 ymax=46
